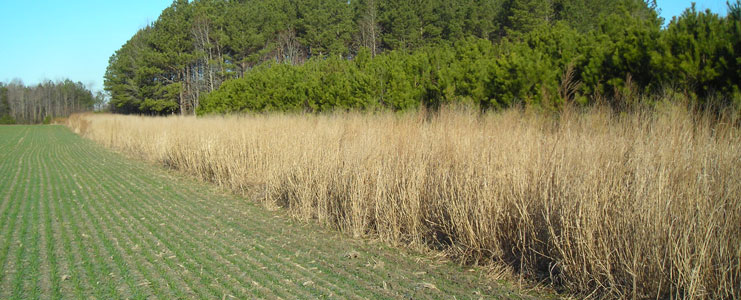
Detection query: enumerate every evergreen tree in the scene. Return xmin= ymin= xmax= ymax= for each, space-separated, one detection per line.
xmin=149 ymin=0 xmax=194 ymax=114
xmin=105 ymin=29 xmax=149 ymax=114
xmin=659 ymin=4 xmax=732 ymax=98
xmin=379 ymin=0 xmax=423 ymax=50
xmin=553 ymin=0 xmax=617 ymax=33
xmin=725 ymin=0 xmax=741 ymax=104
xmin=504 ymin=0 xmax=554 ymax=35
xmin=296 ymin=0 xmax=354 ymax=57
xmin=462 ymin=0 xmax=504 ymax=40
xmin=105 ymin=0 xmax=741 ymax=115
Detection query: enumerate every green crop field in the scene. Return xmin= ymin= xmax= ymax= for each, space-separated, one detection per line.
xmin=0 ymin=125 xmax=531 ymax=299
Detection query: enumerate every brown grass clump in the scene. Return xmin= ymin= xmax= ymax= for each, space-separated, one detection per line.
xmin=67 ymin=104 xmax=740 ymax=299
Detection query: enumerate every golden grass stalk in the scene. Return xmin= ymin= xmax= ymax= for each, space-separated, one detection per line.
xmin=67 ymin=104 xmax=740 ymax=299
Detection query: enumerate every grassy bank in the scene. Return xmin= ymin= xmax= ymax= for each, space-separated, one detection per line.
xmin=68 ymin=104 xmax=741 ymax=298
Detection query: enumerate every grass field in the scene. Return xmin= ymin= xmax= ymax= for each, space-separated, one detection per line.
xmin=0 ymin=125 xmax=532 ymax=299
xmin=66 ymin=105 xmax=741 ymax=299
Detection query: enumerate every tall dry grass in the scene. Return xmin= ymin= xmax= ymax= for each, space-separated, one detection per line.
xmin=67 ymin=104 xmax=740 ymax=299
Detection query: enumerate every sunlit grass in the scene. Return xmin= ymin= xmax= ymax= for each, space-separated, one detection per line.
xmin=0 ymin=125 xmax=509 ymax=299
xmin=68 ymin=103 xmax=741 ymax=298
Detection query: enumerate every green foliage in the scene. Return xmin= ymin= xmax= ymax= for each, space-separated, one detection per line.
xmin=201 ymin=0 xmax=741 ymax=114
xmin=504 ymin=0 xmax=554 ymax=35
xmin=656 ymin=3 xmax=740 ymax=101
xmin=0 ymin=115 xmax=15 ymax=125
xmin=43 ymin=115 xmax=52 ymax=125
xmin=0 ymin=86 xmax=15 ymax=124
xmin=488 ymin=41 xmax=558 ymax=108
xmin=461 ymin=0 xmax=504 ymax=40
xmin=0 ymin=85 xmax=10 ymax=117
xmin=201 ymin=38 xmax=539 ymax=114
xmin=296 ymin=0 xmax=355 ymax=56
xmin=110 ymin=0 xmax=741 ymax=115
xmin=597 ymin=2 xmax=663 ymax=94
xmin=553 ymin=0 xmax=615 ymax=33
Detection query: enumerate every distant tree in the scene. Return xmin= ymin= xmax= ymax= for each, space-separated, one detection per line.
xmin=504 ymin=0 xmax=554 ymax=35
xmin=0 ymin=83 xmax=14 ymax=124
xmin=224 ymin=1 xmax=286 ymax=72
xmin=462 ymin=0 xmax=503 ymax=40
xmin=0 ymin=84 xmax=9 ymax=116
xmin=379 ymin=0 xmax=423 ymax=50
xmin=553 ymin=0 xmax=617 ymax=32
xmin=94 ymin=91 xmax=108 ymax=112
xmin=0 ymin=79 xmax=94 ymax=123
xmin=296 ymin=0 xmax=354 ymax=57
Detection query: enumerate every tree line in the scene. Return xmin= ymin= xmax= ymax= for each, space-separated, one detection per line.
xmin=105 ymin=0 xmax=741 ymax=115
xmin=0 ymin=80 xmax=100 ymax=124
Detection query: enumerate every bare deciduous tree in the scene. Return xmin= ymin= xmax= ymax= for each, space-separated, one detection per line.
xmin=277 ymin=27 xmax=303 ymax=65
xmin=1 ymin=79 xmax=95 ymax=123
xmin=358 ymin=0 xmax=380 ymax=56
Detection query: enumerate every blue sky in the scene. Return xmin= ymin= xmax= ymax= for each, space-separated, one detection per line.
xmin=0 ymin=1 xmax=732 ymax=93
xmin=0 ymin=0 xmax=171 ymax=92
xmin=657 ymin=0 xmax=730 ymax=23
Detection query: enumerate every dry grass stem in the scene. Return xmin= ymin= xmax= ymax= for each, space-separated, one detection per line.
xmin=67 ymin=105 xmax=741 ymax=299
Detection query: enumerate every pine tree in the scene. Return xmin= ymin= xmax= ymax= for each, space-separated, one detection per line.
xmin=505 ymin=0 xmax=554 ymax=35
xmin=296 ymin=0 xmax=354 ymax=57
xmin=553 ymin=0 xmax=618 ymax=32
xmin=463 ymin=0 xmax=503 ymax=40
xmin=379 ymin=0 xmax=423 ymax=50
xmin=104 ymin=29 xmax=148 ymax=114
